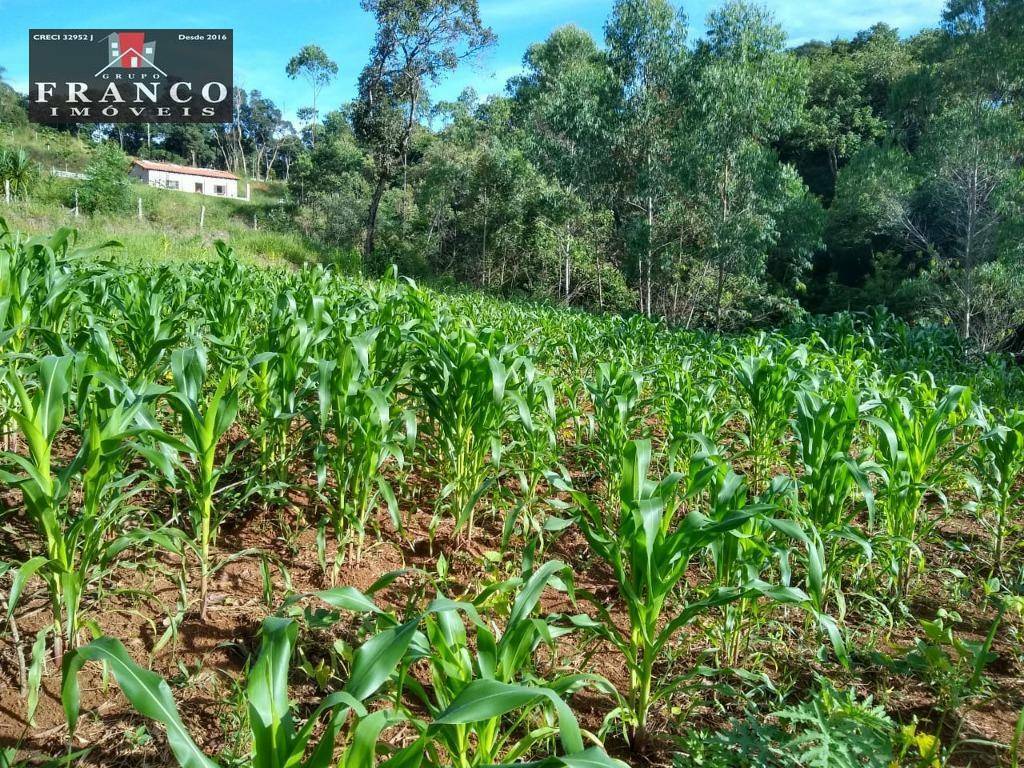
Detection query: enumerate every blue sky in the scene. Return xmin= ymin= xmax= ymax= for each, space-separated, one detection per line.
xmin=0 ymin=0 xmax=947 ymax=124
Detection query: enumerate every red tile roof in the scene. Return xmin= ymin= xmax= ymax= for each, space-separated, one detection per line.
xmin=132 ymin=159 xmax=238 ymax=180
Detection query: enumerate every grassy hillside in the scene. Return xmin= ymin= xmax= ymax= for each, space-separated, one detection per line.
xmin=0 ymin=125 xmax=324 ymax=265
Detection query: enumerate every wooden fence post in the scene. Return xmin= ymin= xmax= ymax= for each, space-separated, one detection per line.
xmin=199 ymin=205 xmax=206 ymax=231
xmin=74 ymin=189 xmax=79 ymax=218
xmin=4 ymin=179 xmax=9 ymax=204
xmin=253 ymin=214 xmax=258 ymax=230
xmin=137 ymin=197 xmax=143 ymax=221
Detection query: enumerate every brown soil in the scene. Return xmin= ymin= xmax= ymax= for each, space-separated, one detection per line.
xmin=1 ymin=449 xmax=1021 ymax=768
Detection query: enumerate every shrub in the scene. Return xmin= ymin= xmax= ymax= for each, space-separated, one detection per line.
xmin=77 ymin=143 xmax=132 ymax=214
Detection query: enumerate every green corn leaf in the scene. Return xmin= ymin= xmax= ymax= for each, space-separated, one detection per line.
xmin=344 ymin=618 xmax=418 ymax=701
xmin=61 ymin=637 xmax=218 ymax=768
xmin=248 ymin=617 xmax=296 ymax=768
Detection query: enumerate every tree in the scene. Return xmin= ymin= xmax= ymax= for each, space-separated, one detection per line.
xmin=354 ymin=0 xmax=495 ymax=263
xmin=674 ymin=1 xmax=809 ymax=328
xmin=795 ymin=41 xmax=886 ymax=183
xmin=509 ymin=27 xmax=620 ymax=309
xmin=0 ymin=66 xmax=28 ymax=127
xmin=882 ymin=102 xmax=1023 ymax=343
xmin=286 ymin=44 xmax=339 ymax=148
xmin=605 ymin=0 xmax=687 ymax=316
xmin=78 ymin=144 xmax=132 ymax=214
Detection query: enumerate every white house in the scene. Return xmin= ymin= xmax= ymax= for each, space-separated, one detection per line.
xmin=130 ymin=159 xmax=241 ymax=198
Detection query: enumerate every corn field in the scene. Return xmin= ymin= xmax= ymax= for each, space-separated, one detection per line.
xmin=1 ymin=222 xmax=1023 ymax=768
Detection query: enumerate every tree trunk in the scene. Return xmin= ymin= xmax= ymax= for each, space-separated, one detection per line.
xmin=364 ymin=177 xmax=387 ymax=262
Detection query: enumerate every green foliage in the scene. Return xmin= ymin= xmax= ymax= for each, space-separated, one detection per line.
xmin=0 ymin=147 xmax=38 ymax=199
xmin=675 ymin=679 xmax=896 ymax=768
xmin=550 ymin=439 xmax=810 ymax=743
xmin=78 ymin=144 xmax=132 ymax=215
xmin=968 ymin=409 xmax=1024 ymax=575
xmin=63 ymin=616 xmax=413 ymax=768
xmin=866 ymin=377 xmax=970 ymax=595
xmin=165 ymin=346 xmax=240 ymax=618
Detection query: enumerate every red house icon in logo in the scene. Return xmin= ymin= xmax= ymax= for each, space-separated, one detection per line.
xmin=98 ymin=32 xmax=166 ymax=75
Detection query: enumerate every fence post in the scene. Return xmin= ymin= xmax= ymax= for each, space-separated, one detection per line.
xmin=137 ymin=197 xmax=143 ymax=221
xmin=199 ymin=205 xmax=206 ymax=231
xmin=4 ymin=179 xmax=9 ymax=204
xmin=253 ymin=214 xmax=258 ymax=230
xmin=73 ymin=189 xmax=79 ymax=218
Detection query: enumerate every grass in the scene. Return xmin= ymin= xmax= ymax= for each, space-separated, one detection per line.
xmin=0 ymin=124 xmax=324 ymax=266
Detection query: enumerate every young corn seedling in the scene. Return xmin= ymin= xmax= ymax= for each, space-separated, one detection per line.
xmin=503 ymin=360 xmax=561 ymax=551
xmin=584 ymin=359 xmax=646 ymax=496
xmin=791 ymin=386 xmax=877 ymax=618
xmin=660 ymin=358 xmax=729 ymax=472
xmin=409 ymin=561 xmax=607 ymax=768
xmin=300 ymin=560 xmax=616 ymax=768
xmin=202 ymin=242 xmax=260 ymax=371
xmin=249 ymin=290 xmax=330 ymax=494
xmin=312 ymin=324 xmax=412 ymax=575
xmin=1 ymin=357 xmax=170 ymax=659
xmin=413 ymin=322 xmax=526 ymax=542
xmin=165 ymin=346 xmax=241 ymax=619
xmin=792 ymin=386 xmax=874 ymax=530
xmin=550 ymin=439 xmax=809 ymax=746
xmin=968 ymin=409 xmax=1024 ymax=578
xmin=866 ymin=377 xmax=970 ymax=598
xmin=108 ymin=269 xmax=185 ymax=388
xmin=733 ymin=345 xmax=806 ymax=495
xmin=62 ymin=616 xmax=422 ymax=768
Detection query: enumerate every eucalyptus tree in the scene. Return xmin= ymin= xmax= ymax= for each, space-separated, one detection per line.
xmin=605 ymin=0 xmax=687 ymax=316
xmin=285 ymin=44 xmax=338 ymax=148
xmin=673 ymin=1 xmax=810 ymax=328
xmin=354 ymin=0 xmax=495 ymax=261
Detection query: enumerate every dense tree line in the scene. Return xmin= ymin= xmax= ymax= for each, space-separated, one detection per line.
xmin=294 ymin=0 xmax=1024 ymax=346
xmin=2 ymin=0 xmax=1021 ymax=345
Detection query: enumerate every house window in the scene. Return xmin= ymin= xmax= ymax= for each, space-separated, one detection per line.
xmin=215 ymin=185 xmax=226 ymax=195
xmin=166 ymin=180 xmax=179 ymax=190
xmin=194 ymin=182 xmax=203 ymax=193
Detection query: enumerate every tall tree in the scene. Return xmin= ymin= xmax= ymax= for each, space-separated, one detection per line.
xmin=509 ymin=27 xmax=620 ymax=303
xmin=605 ymin=0 xmax=687 ymax=315
xmin=354 ymin=0 xmax=495 ymax=263
xmin=286 ymin=44 xmax=339 ymax=148
xmin=882 ymin=102 xmax=1023 ymax=342
xmin=674 ymin=1 xmax=810 ymax=328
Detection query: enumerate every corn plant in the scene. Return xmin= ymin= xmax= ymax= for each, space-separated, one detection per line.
xmin=550 ymin=440 xmax=808 ymax=745
xmin=1 ymin=357 xmax=169 ymax=657
xmin=503 ymin=360 xmax=561 ymax=550
xmin=62 ymin=616 xmax=420 ymax=768
xmin=249 ymin=291 xmax=330 ymax=492
xmin=407 ymin=561 xmax=606 ymax=768
xmin=584 ymin=359 xmax=646 ymax=495
xmin=312 ymin=324 xmax=412 ymax=574
xmin=968 ymin=409 xmax=1024 ymax=577
xmin=202 ymin=242 xmax=260 ymax=371
xmin=866 ymin=378 xmax=970 ymax=597
xmin=413 ymin=322 xmax=527 ymax=541
xmin=108 ymin=269 xmax=185 ymax=387
xmin=733 ymin=346 xmax=806 ymax=494
xmin=792 ymin=386 xmax=874 ymax=530
xmin=661 ymin=358 xmax=729 ymax=472
xmin=165 ymin=346 xmax=240 ymax=618
xmin=301 ymin=561 xmax=616 ymax=768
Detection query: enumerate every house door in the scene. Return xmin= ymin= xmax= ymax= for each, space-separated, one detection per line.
xmin=194 ymin=182 xmax=203 ymax=193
